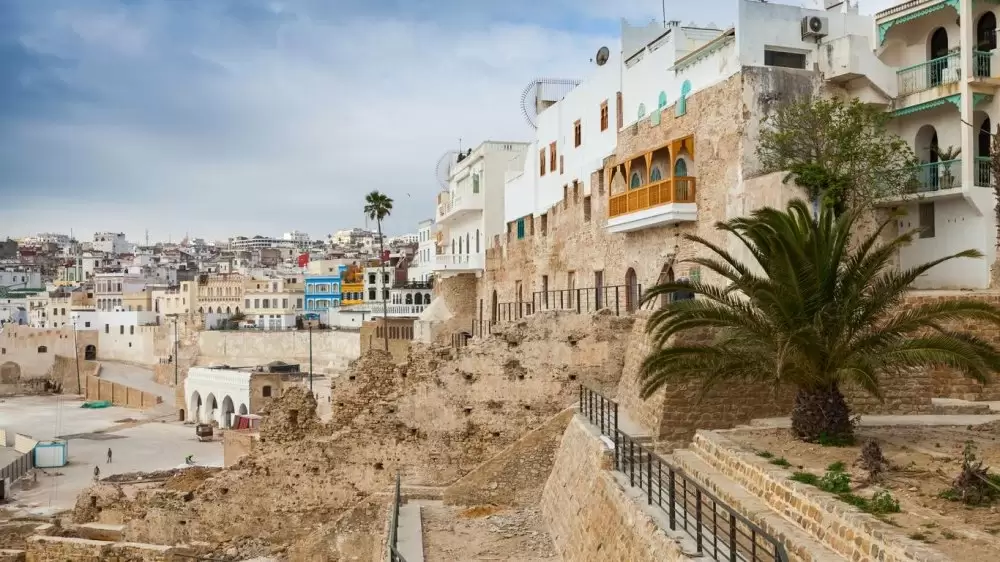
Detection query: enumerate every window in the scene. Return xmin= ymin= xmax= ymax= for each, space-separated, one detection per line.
xmin=674 ymin=159 xmax=688 ymax=177
xmin=541 ymin=213 xmax=548 ymax=236
xmin=105 ymin=324 xmax=109 ymax=333
xmin=262 ymin=385 xmax=272 ymax=397
xmin=383 ymin=273 xmax=390 ymax=284
xmin=369 ymin=273 xmax=376 ymax=284
xmin=297 ymin=298 xmax=303 ymax=308
xmin=630 ymin=172 xmax=642 ymax=189
xmin=584 ymin=196 xmax=592 ymax=222
xmin=369 ymin=289 xmax=377 ymax=300
xmin=119 ymin=326 xmax=124 ymax=335
xmin=573 ymin=181 xmax=580 ymax=202
xmin=472 ymin=173 xmax=480 ymax=194
xmin=37 ymin=346 xmax=47 ymax=353
xmin=263 ymin=299 xmax=270 ymax=308
xmin=539 ymin=148 xmax=547 ymax=176
xmin=919 ymin=202 xmax=936 ymax=238
xmin=651 ymin=166 xmax=663 ymax=181
xmin=600 ymin=101 xmax=609 ymax=131
xmin=246 ymin=299 xmax=251 ymax=309
xmin=574 ymin=120 xmax=582 ymax=147
xmin=658 ymin=91 xmax=667 ymax=109
xmin=638 ymin=103 xmax=646 ymax=119
xmin=764 ymin=49 xmax=806 ymax=69
xmin=254 ymin=299 xmax=260 ymax=308
xmin=563 ymin=185 xmax=569 ymax=208
xmin=549 ymin=142 xmax=557 ymax=172
xmin=517 ymin=218 xmax=526 ymax=240
xmin=85 ymin=321 xmax=91 ymax=328
xmin=129 ymin=326 xmax=134 ymax=335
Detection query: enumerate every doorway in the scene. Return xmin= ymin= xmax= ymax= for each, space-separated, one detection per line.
xmin=928 ymin=28 xmax=949 ymax=86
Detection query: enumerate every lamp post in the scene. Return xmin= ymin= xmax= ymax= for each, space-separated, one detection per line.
xmin=308 ymin=321 xmax=313 ymax=394
xmin=173 ymin=315 xmax=179 ymax=386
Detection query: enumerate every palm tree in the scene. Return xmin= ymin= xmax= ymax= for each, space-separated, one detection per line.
xmin=639 ymin=199 xmax=1000 ymax=443
xmin=364 ymin=190 xmax=394 ymax=352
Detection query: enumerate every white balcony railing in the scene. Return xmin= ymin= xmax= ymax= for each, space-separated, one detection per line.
xmin=434 ymin=253 xmax=485 ymax=272
xmin=436 ymin=193 xmax=484 ymax=221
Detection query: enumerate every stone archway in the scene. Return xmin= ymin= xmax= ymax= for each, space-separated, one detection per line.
xmin=205 ymin=393 xmax=218 ymax=425
xmin=84 ymin=345 xmax=97 ymax=361
xmin=221 ymin=396 xmax=235 ymax=428
xmin=189 ymin=391 xmax=202 ymax=424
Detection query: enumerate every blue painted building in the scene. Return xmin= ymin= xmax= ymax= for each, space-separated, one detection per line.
xmin=304 ymin=265 xmax=345 ymax=310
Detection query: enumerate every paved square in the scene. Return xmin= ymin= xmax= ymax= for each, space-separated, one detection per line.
xmin=1 ymin=395 xmax=222 ymax=516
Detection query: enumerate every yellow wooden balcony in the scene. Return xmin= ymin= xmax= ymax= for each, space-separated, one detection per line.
xmin=608 ymin=177 xmax=697 ymax=218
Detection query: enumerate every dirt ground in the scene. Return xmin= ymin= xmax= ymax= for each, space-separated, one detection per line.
xmin=726 ymin=425 xmax=1000 ymax=560
xmin=419 ymin=501 xmax=559 ymax=561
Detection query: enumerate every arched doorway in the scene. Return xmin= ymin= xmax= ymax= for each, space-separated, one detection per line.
xmin=84 ymin=345 xmax=96 ymax=360
xmin=979 ymin=13 xmax=997 ymax=75
xmin=625 ymin=268 xmax=638 ymax=313
xmin=189 ymin=391 xmax=202 ymax=424
xmin=179 ymin=408 xmax=186 ymax=422
xmin=0 ymin=362 xmax=21 ymax=384
xmin=491 ymin=290 xmax=498 ymax=324
xmin=238 ymin=403 xmax=248 ymax=415
xmin=928 ymin=28 xmax=949 ymax=86
xmin=915 ymin=125 xmax=940 ymax=191
xmin=205 ymin=393 xmax=218 ymax=425
xmin=221 ymin=396 xmax=235 ymax=428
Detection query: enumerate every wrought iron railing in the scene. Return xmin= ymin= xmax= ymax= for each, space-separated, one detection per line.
xmin=533 ymin=284 xmax=643 ymax=316
xmin=387 ymin=472 xmax=407 ymax=562
xmin=897 ymin=53 xmax=959 ymax=96
xmin=975 ymin=50 xmax=994 ymax=78
xmin=976 ymin=156 xmax=994 ymax=187
xmin=578 ymin=385 xmax=789 ymax=562
xmin=909 ymin=158 xmax=961 ymax=192
xmin=495 ymin=301 xmax=535 ymax=323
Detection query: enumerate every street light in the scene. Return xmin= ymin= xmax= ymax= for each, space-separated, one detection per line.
xmin=166 ymin=313 xmax=179 ymax=386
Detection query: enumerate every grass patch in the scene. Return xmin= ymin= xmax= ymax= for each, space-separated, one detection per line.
xmin=826 ymin=461 xmax=846 ymax=472
xmin=819 ymin=470 xmax=852 ymax=494
xmin=817 ymin=431 xmax=856 ymax=447
xmin=790 ymin=472 xmax=819 ymax=486
xmin=769 ymin=457 xmax=792 ymax=468
xmin=909 ymin=532 xmax=930 ymax=542
xmin=756 ymin=450 xmax=774 ymax=459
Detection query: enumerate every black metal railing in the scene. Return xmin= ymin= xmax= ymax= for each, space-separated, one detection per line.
xmin=578 ymin=386 xmax=788 ymax=562
xmin=387 ymin=472 xmax=408 ymax=562
xmin=495 ymin=301 xmax=534 ymax=323
xmin=533 ymin=284 xmax=642 ymax=316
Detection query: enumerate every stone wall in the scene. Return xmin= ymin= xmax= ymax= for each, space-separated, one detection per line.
xmin=24 ymin=536 xmax=174 ymax=562
xmin=196 ymin=329 xmax=359 ymax=374
xmin=83 ymin=376 xmax=161 ymax=410
xmin=359 ymin=317 xmax=412 ymax=363
xmin=96 ymin=325 xmax=157 ymax=366
xmin=692 ymin=429 xmax=948 ymax=562
xmin=442 ymin=408 xmax=573 ymax=507
xmin=50 ymin=355 xmax=101 ymax=395
xmin=540 ymin=415 xmax=688 ymax=561
xmin=0 ymin=325 xmax=98 ymax=379
xmin=222 ymin=430 xmax=256 ymax=468
xmin=416 ymin=275 xmax=478 ymax=345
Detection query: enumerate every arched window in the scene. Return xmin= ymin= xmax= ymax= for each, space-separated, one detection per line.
xmin=459 ymin=237 xmax=463 ymax=253
xmin=630 ymin=172 xmax=642 ymax=189
xmin=650 ymin=166 xmax=663 ymax=182
xmin=405 ymin=294 xmax=413 ymax=305
xmin=451 ymin=239 xmax=456 ymax=254
xmin=674 ymin=159 xmax=688 ymax=177
xmin=658 ymin=91 xmax=667 ymax=109
xmin=637 ymin=103 xmax=646 ymax=119
xmin=424 ymin=293 xmax=432 ymax=304
xmin=677 ymin=80 xmax=692 ymax=117
xmin=476 ymin=230 xmax=480 ymax=253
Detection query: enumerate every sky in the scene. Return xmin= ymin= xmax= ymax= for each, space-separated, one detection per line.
xmin=0 ymin=0 xmax=896 ymax=243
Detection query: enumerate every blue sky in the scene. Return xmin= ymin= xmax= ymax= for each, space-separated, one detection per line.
xmin=0 ymin=0 xmax=893 ymax=242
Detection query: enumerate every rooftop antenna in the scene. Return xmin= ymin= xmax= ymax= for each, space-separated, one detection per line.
xmin=662 ymin=0 xmax=666 ymax=28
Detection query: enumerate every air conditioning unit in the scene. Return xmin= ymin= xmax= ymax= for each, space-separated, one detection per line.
xmin=801 ymin=16 xmax=829 ymax=39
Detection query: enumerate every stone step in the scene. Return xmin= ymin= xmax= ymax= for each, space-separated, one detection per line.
xmin=669 ymin=449 xmax=843 ymax=562
xmin=396 ymin=502 xmax=425 ymax=562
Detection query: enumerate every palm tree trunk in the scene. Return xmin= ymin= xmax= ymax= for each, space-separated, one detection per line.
xmin=377 ymin=219 xmax=389 ymax=352
xmin=790 ymin=383 xmax=853 ymax=444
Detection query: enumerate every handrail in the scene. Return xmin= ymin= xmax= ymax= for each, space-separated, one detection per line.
xmin=532 ymin=284 xmax=643 ymax=316
xmin=578 ymin=385 xmax=789 ymax=562
xmin=387 ymin=472 xmax=407 ymax=562
xmin=897 ymin=53 xmax=959 ymax=96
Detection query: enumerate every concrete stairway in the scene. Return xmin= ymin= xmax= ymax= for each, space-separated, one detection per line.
xmin=669 ymin=449 xmax=844 ymax=562
xmin=395 ymin=499 xmax=426 ymax=562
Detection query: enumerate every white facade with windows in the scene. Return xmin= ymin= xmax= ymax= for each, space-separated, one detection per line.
xmin=408 ymin=219 xmax=436 ymax=282
xmin=92 ymin=232 xmax=131 ymax=255
xmin=435 ymin=141 xmax=529 ymax=278
xmin=0 ymin=268 xmax=42 ymax=290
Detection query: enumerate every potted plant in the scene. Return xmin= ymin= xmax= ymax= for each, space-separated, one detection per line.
xmin=931 ymin=144 xmax=961 ymax=189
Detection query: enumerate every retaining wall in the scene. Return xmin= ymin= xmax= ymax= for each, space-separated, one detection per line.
xmin=83 ymin=376 xmax=160 ymax=410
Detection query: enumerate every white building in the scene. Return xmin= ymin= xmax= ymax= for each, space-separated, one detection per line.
xmin=363 ymin=267 xmax=392 ymax=302
xmin=0 ymin=267 xmax=42 ymax=290
xmin=92 ymin=232 xmax=131 ymax=255
xmin=435 ymin=141 xmax=530 ymax=279
xmin=243 ymin=278 xmax=303 ymax=330
xmin=184 ymin=367 xmax=251 ymax=427
xmin=407 ymin=219 xmax=436 ymax=282
xmin=283 ymin=230 xmax=311 ymax=245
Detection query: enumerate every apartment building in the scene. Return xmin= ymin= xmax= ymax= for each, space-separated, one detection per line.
xmin=243 ymin=277 xmax=304 ymax=329
xmin=407 ymin=219 xmax=436 ymax=283
xmin=195 ymin=273 xmax=245 ymax=314
xmin=434 ymin=141 xmax=530 ymax=279
xmin=92 ymin=232 xmax=131 ymax=255
xmin=152 ymin=281 xmax=195 ymax=317
xmin=0 ymin=266 xmax=42 ymax=290
xmin=420 ymin=0 xmax=913 ymax=341
xmin=304 ymin=266 xmax=345 ymax=310
xmin=94 ymin=271 xmax=148 ymax=311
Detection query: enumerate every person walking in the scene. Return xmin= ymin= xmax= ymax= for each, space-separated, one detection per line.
xmin=93 ymin=466 xmax=100 ymax=481
xmin=106 ymin=448 xmax=112 ymax=464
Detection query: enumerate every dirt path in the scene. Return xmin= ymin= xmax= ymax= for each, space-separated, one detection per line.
xmin=419 ymin=500 xmax=559 ymax=561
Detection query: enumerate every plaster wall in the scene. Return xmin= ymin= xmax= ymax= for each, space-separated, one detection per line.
xmin=184 ymin=367 xmax=251 ymax=427
xmin=196 ymin=330 xmax=360 ymax=374
xmin=0 ymin=325 xmax=97 ymax=379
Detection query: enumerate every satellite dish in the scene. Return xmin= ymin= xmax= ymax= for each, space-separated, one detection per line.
xmin=595 ymin=46 xmax=610 ymax=66
xmin=435 ymin=151 xmax=461 ymax=189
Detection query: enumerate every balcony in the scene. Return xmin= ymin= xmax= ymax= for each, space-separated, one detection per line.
xmin=879 ymin=158 xmax=992 ymax=205
xmin=436 ymin=192 xmax=484 ymax=223
xmin=897 ymin=53 xmax=959 ymax=97
xmin=433 ymin=253 xmax=485 ymax=276
xmin=606 ymin=177 xmax=697 ymax=234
